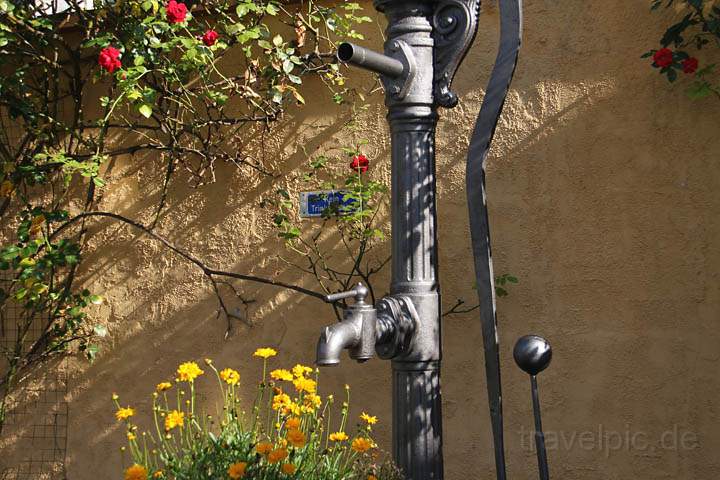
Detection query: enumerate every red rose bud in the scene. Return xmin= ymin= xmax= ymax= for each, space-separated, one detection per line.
xmin=165 ymin=0 xmax=188 ymax=24
xmin=202 ymin=30 xmax=219 ymax=47
xmin=652 ymin=48 xmax=673 ymax=68
xmin=98 ymin=46 xmax=122 ymax=73
xmin=681 ymin=57 xmax=698 ymax=74
xmin=350 ymin=154 xmax=369 ymax=173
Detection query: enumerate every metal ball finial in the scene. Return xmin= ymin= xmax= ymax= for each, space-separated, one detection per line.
xmin=513 ymin=335 xmax=552 ymax=376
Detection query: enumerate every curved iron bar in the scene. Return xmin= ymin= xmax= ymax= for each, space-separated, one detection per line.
xmin=465 ymin=0 xmax=523 ymax=479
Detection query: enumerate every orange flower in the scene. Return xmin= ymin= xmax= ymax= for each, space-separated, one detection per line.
xmin=124 ymin=464 xmax=148 ymax=480
xmin=267 ymin=448 xmax=288 ymax=464
xmin=256 ymin=442 xmax=273 ymax=455
xmin=351 ymin=437 xmax=374 ymax=453
xmin=285 ymin=417 xmax=301 ymax=430
xmin=281 ymin=463 xmax=297 ymax=475
xmin=227 ymin=462 xmax=247 ymax=479
xmin=286 ymin=428 xmax=306 ymax=448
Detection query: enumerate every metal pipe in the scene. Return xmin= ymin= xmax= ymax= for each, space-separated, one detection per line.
xmin=514 ymin=335 xmax=553 ymax=480
xmin=337 ymin=42 xmax=405 ymax=78
xmin=531 ymin=375 xmax=550 ymax=480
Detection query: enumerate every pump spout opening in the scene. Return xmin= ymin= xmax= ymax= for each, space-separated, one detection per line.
xmin=316 ymin=322 xmax=360 ymax=366
xmin=336 ymin=42 xmax=405 ymax=78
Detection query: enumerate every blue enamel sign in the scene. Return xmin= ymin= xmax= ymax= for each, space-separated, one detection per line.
xmin=299 ymin=190 xmax=353 ymax=218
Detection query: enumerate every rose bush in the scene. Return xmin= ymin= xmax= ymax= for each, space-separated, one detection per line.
xmin=0 ymin=0 xmax=371 ymax=434
xmin=644 ymin=0 xmax=719 ymax=99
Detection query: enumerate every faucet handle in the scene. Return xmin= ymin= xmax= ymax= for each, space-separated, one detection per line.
xmin=324 ymin=283 xmax=369 ymax=305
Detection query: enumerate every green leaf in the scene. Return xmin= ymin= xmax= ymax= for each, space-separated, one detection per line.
xmin=86 ymin=344 xmax=99 ymax=361
xmin=272 ymin=34 xmax=283 ymax=47
xmin=266 ymin=3 xmax=279 ymax=15
xmin=687 ymin=82 xmax=713 ymax=99
xmin=134 ymin=56 xmax=145 ymax=66
xmin=93 ymin=325 xmax=108 ymax=337
xmin=1 ymin=247 xmax=19 ymax=261
xmin=138 ymin=104 xmax=153 ymax=118
xmin=90 ymin=294 xmax=104 ymax=305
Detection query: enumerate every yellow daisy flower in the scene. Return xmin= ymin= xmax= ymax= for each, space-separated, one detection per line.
xmin=156 ymin=382 xmax=172 ymax=392
xmin=115 ymin=407 xmax=135 ymax=421
xmin=329 ymin=431 xmax=348 ymax=442
xmin=164 ymin=410 xmax=184 ymax=430
xmin=176 ymin=362 xmax=204 ymax=382
xmin=270 ymin=369 xmax=294 ymax=381
xmin=291 ymin=364 xmax=312 ymax=378
xmin=293 ymin=377 xmax=316 ymax=394
xmin=360 ymin=412 xmax=378 ymax=425
xmin=253 ymin=347 xmax=277 ymax=359
xmin=219 ymin=368 xmax=240 ymax=386
xmin=272 ymin=392 xmax=291 ymax=411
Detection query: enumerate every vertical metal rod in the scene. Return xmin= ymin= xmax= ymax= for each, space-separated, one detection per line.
xmin=530 ymin=375 xmax=550 ymax=480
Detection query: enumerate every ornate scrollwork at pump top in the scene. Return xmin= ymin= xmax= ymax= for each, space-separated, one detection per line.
xmin=432 ymin=0 xmax=482 ymax=108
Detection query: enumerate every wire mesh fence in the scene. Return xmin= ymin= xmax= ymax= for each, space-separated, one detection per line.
xmin=0 ymin=272 xmax=69 ymax=480
xmin=1 ymin=94 xmax=69 ymax=478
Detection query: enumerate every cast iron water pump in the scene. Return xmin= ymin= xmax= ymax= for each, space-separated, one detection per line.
xmin=315 ymin=1 xmax=552 ymax=479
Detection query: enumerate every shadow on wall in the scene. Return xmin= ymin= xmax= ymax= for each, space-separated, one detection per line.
xmin=6 ymin=0 xmax=720 ymax=479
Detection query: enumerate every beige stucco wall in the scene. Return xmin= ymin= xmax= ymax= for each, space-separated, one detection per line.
xmin=4 ymin=0 xmax=720 ymax=478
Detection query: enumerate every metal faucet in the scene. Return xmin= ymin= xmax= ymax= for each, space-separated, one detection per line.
xmin=315 ymin=1 xmax=555 ymax=480
xmin=316 ymin=283 xmax=377 ymax=366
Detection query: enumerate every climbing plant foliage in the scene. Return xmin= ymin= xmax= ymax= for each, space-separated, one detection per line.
xmin=0 ymin=0 xmax=371 ymax=433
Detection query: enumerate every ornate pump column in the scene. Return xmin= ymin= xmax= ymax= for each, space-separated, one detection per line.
xmin=316 ymin=1 xmax=535 ymax=479
xmin=373 ymin=2 xmax=442 ymax=478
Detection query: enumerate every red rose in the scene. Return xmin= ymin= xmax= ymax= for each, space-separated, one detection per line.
xmin=652 ymin=48 xmax=674 ymax=68
xmin=202 ymin=30 xmax=219 ymax=47
xmin=166 ymin=0 xmax=188 ymax=24
xmin=350 ymin=154 xmax=369 ymax=173
xmin=98 ymin=46 xmax=122 ymax=73
xmin=681 ymin=57 xmax=699 ymax=74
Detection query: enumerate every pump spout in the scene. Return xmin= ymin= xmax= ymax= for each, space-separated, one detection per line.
xmin=315 ymin=283 xmax=378 ymax=367
xmin=337 ymin=42 xmax=405 ymax=78
xmin=316 ymin=321 xmax=361 ymax=366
